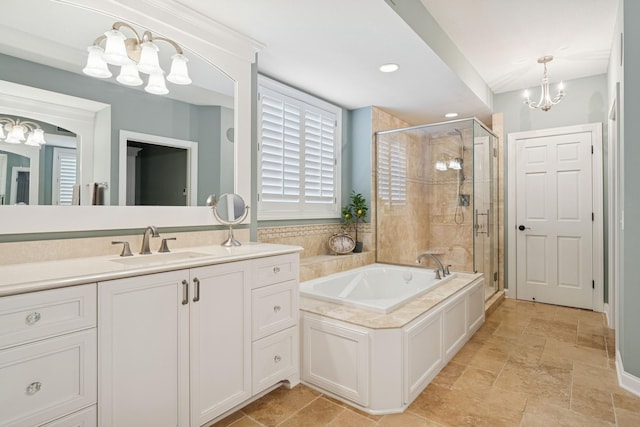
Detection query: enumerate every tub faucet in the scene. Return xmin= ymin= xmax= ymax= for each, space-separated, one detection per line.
xmin=140 ymin=225 xmax=160 ymax=255
xmin=416 ymin=252 xmax=446 ymax=279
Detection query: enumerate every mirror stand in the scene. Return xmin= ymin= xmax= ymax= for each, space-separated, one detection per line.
xmin=211 ymin=193 xmax=250 ymax=246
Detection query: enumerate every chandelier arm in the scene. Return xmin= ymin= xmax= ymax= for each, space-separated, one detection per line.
xmin=146 ymin=36 xmax=184 ymax=55
xmin=112 ymin=22 xmax=141 ymax=44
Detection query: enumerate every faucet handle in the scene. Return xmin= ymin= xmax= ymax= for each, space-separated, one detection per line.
xmin=112 ymin=241 xmax=133 ymax=257
xmin=444 ymin=264 xmax=452 ymax=276
xmin=158 ymin=237 xmax=177 ymax=253
xmin=434 ymin=269 xmax=442 ymax=280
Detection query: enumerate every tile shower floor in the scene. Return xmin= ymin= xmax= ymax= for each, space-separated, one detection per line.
xmin=212 ymin=299 xmax=640 ymax=426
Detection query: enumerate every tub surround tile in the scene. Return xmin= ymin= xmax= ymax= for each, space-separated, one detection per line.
xmin=299 ymin=272 xmax=483 ymax=329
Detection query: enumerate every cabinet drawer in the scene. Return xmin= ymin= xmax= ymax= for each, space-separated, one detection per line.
xmin=252 ymin=281 xmax=298 ymax=340
xmin=252 ymin=254 xmax=298 ymax=288
xmin=0 ymin=284 xmax=96 ymax=350
xmin=252 ymin=327 xmax=298 ymax=394
xmin=0 ymin=329 xmax=97 ymax=427
xmin=43 ymin=405 xmax=96 ymax=427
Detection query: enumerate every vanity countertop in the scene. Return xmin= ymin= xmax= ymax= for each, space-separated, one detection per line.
xmin=0 ymin=243 xmax=302 ymax=297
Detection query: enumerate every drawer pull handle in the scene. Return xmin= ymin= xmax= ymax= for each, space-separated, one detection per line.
xmin=181 ymin=280 xmax=189 ymax=305
xmin=273 ymin=305 xmax=281 ymax=313
xmin=26 ymin=381 xmax=42 ymax=395
xmin=274 ymin=355 xmax=282 ymax=363
xmin=273 ymin=266 xmax=280 ymax=274
xmin=25 ymin=312 xmax=41 ymax=325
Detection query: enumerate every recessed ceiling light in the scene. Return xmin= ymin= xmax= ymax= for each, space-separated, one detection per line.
xmin=379 ymin=63 xmax=399 ymax=73
xmin=445 ymin=113 xmax=458 ymax=118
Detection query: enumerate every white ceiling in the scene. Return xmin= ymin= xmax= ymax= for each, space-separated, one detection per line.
xmin=1 ymin=0 xmax=619 ymax=126
xmin=176 ymin=0 xmax=619 ymax=125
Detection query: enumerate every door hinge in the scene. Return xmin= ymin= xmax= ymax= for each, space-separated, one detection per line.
xmin=592 ymin=212 xmax=595 ymax=221
xmin=493 ymin=272 xmax=498 ymax=282
xmin=591 ymin=145 xmax=594 ymax=154
xmin=592 ymin=280 xmax=595 ymax=289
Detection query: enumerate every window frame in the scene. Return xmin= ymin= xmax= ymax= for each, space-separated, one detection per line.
xmin=257 ymin=75 xmax=342 ymax=220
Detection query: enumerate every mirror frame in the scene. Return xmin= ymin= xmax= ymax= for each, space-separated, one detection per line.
xmin=0 ymin=0 xmax=262 ymax=234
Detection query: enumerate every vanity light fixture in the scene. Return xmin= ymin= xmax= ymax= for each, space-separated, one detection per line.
xmin=523 ymin=55 xmax=565 ymax=112
xmin=83 ymin=21 xmax=192 ymax=95
xmin=0 ymin=117 xmax=47 ymax=147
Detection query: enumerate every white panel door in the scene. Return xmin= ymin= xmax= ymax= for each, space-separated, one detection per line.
xmin=516 ymin=131 xmax=593 ymax=309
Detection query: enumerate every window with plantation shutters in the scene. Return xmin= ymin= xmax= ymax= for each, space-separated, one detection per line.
xmin=258 ymin=76 xmax=341 ymax=220
xmin=377 ymin=136 xmax=407 ymax=205
xmin=52 ymin=147 xmax=77 ymax=205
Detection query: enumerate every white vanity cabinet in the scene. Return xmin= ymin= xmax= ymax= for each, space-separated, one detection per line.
xmin=98 ymin=253 xmax=300 ymax=427
xmin=0 ymin=284 xmax=97 ymax=427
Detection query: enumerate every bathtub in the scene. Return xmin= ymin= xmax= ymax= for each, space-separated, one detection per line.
xmin=299 ymin=263 xmax=455 ymax=314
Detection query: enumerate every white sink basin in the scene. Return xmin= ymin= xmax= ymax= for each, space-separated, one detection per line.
xmin=110 ymin=251 xmax=211 ymax=266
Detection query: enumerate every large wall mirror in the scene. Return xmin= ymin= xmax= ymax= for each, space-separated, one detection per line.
xmin=0 ymin=0 xmax=260 ymax=234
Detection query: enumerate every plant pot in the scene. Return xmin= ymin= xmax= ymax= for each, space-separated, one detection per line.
xmin=353 ymin=241 xmax=363 ymax=253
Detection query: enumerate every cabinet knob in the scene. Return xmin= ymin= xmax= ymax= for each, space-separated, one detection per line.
xmin=273 ymin=266 xmax=280 ymax=274
xmin=26 ymin=381 xmax=42 ymax=395
xmin=273 ymin=305 xmax=281 ymax=313
xmin=274 ymin=355 xmax=282 ymax=363
xmin=25 ymin=312 xmax=41 ymax=325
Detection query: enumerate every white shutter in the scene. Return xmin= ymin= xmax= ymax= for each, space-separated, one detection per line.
xmin=303 ymin=106 xmax=335 ymax=204
xmin=52 ymin=147 xmax=77 ymax=205
xmin=259 ymin=88 xmax=302 ymax=203
xmin=258 ymin=76 xmax=341 ymax=220
xmin=377 ymin=137 xmax=406 ymax=205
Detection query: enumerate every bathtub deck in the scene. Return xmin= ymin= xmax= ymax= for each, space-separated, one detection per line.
xmin=300 ymin=271 xmax=483 ymax=329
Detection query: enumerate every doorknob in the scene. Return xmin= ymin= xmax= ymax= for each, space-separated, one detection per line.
xmin=518 ymin=225 xmax=531 ymax=231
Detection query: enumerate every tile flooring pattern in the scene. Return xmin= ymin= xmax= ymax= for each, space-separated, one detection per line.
xmin=212 ymin=299 xmax=640 ymax=426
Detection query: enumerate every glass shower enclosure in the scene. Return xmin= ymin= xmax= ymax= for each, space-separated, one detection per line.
xmin=375 ymin=118 xmax=499 ymax=300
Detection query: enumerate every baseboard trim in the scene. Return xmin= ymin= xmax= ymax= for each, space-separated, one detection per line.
xmin=616 ymin=352 xmax=640 ymax=397
xmin=603 ymin=303 xmax=611 ymax=327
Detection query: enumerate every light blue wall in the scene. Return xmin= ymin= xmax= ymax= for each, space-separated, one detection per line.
xmin=621 ymin=0 xmax=640 ymax=378
xmin=350 ymin=107 xmax=373 ymax=215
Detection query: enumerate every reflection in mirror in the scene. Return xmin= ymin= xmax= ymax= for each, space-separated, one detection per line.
xmin=0 ymin=117 xmax=78 ymax=205
xmin=212 ymin=193 xmax=249 ymax=247
xmin=0 ymin=0 xmax=236 ymax=207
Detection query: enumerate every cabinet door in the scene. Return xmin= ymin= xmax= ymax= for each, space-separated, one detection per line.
xmin=99 ymin=270 xmax=190 ymax=427
xmin=190 ymin=261 xmax=251 ymax=426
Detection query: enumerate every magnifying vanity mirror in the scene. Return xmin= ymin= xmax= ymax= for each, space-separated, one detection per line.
xmin=211 ymin=193 xmax=249 ymax=247
xmin=0 ymin=0 xmax=259 ymax=234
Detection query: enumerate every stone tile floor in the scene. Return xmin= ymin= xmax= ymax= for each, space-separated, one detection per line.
xmin=211 ymin=299 xmax=640 ymax=426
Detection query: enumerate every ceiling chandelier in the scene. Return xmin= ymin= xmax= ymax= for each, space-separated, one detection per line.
xmin=523 ymin=55 xmax=565 ymax=112
xmin=83 ymin=21 xmax=192 ymax=95
xmin=0 ymin=117 xmax=47 ymax=147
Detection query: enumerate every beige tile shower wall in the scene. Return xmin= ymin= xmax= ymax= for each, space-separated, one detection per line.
xmin=372 ymin=107 xmax=414 ymax=264
xmin=0 ymin=228 xmax=250 ymax=266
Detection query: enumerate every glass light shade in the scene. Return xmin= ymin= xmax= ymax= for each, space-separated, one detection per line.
xmin=137 ymin=41 xmax=162 ymax=74
xmin=25 ymin=133 xmax=40 ymax=147
xmin=145 ymin=72 xmax=169 ymax=95
xmin=102 ymin=29 xmax=132 ymax=66
xmin=435 ymin=160 xmax=448 ymax=171
xmin=31 ymin=128 xmax=46 ymax=145
xmin=0 ymin=124 xmax=5 ymax=139
xmin=448 ymin=158 xmax=462 ymax=170
xmin=116 ymin=63 xmax=143 ymax=86
xmin=83 ymin=46 xmax=112 ymax=78
xmin=5 ymin=125 xmax=25 ymax=143
xmin=167 ymin=54 xmax=192 ymax=85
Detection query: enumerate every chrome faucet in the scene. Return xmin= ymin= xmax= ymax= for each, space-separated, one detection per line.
xmin=140 ymin=225 xmax=160 ymax=255
xmin=416 ymin=252 xmax=446 ymax=279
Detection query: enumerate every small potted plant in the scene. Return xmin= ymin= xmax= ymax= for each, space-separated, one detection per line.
xmin=348 ymin=191 xmax=368 ymax=253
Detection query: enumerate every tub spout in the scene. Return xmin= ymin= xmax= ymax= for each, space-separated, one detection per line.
xmin=416 ymin=252 xmax=446 ymax=278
